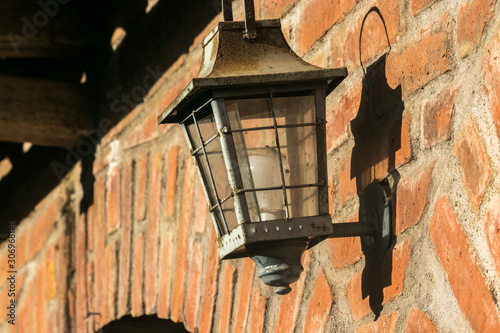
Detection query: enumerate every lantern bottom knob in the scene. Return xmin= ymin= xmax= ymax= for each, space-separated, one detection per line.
xmin=247 ymin=238 xmax=308 ymax=295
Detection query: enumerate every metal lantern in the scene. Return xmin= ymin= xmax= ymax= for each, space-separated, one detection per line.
xmin=159 ymin=1 xmax=390 ymax=295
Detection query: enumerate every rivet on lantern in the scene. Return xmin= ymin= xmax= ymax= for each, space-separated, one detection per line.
xmin=158 ymin=0 xmax=391 ymax=295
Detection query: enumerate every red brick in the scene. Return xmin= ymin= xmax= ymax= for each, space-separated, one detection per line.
xmin=170 ymin=157 xmax=197 ymax=322
xmin=234 ymin=258 xmax=256 ymax=333
xmin=338 ymin=153 xmax=357 ymax=207
xmin=485 ymin=196 xmax=500 ymax=279
xmin=107 ymin=166 xmax=121 ymax=234
xmin=198 ymin=228 xmax=220 ymax=333
xmin=185 ymin=242 xmax=203 ymax=332
xmin=27 ymin=199 xmax=59 ymax=262
xmin=75 ymin=213 xmax=87 ymax=333
xmin=46 ymin=244 xmax=58 ymax=301
xmin=37 ymin=264 xmax=47 ymax=333
xmin=249 ymin=290 xmax=267 ymax=332
xmin=386 ymin=13 xmax=452 ymax=96
xmin=405 ymin=307 xmax=438 ymax=333
xmin=145 ymin=151 xmax=163 ymax=314
xmin=304 ymin=269 xmax=333 ymax=333
xmin=331 ymin=0 xmax=402 ymax=71
xmin=57 ymin=234 xmax=70 ymax=333
xmin=194 ymin=182 xmax=208 ymax=234
xmin=219 ymin=262 xmax=236 ymax=333
xmin=455 ymin=119 xmax=491 ymax=212
xmin=86 ymin=261 xmax=94 ymax=319
xmin=117 ymin=161 xmax=133 ymax=318
xmin=124 ymin=110 xmax=159 ymax=149
xmin=457 ymin=0 xmax=496 ymax=58
xmin=355 ymin=312 xmax=399 ymax=333
xmin=422 ymin=82 xmax=460 ymax=149
xmin=260 ymin=0 xmax=299 ymax=19
xmin=157 ymin=234 xmax=172 ymax=319
xmin=410 ymin=0 xmax=439 ymax=15
xmin=328 ymin=176 xmax=336 ymax=216
xmin=430 ymin=196 xmax=500 ymax=332
xmin=275 ymin=251 xmax=311 ymax=333
xmin=135 ymin=153 xmax=148 ymax=221
xmin=482 ymin=27 xmax=500 ymax=139
xmin=327 ymin=82 xmax=362 ymax=152
xmin=297 ymin=0 xmax=358 ymax=55
xmin=132 ymin=232 xmax=145 ymax=316
xmin=103 ymin=241 xmax=118 ymax=324
xmin=86 ymin=205 xmax=94 ymax=253
xmin=0 ymin=157 xmax=12 ymax=180
xmin=165 ymin=145 xmax=180 ymax=217
xmin=93 ymin=176 xmax=106 ymax=318
xmin=395 ymin=160 xmax=436 ymax=235
xmin=346 ymin=239 xmax=412 ymax=320
xmin=326 ymin=214 xmax=363 ymax=268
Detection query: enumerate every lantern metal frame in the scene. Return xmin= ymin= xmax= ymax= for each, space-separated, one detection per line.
xmin=158 ymin=0 xmax=392 ymax=294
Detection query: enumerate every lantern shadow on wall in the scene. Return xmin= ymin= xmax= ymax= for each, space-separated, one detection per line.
xmin=351 ymin=7 xmax=404 ymax=318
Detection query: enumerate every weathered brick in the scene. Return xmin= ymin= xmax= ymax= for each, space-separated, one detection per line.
xmin=86 ymin=261 xmax=94 ymax=320
xmin=326 ymin=214 xmax=363 ymax=268
xmin=117 ymin=160 xmax=133 ymax=318
xmin=165 ymin=145 xmax=180 ymax=217
xmin=75 ymin=213 xmax=87 ymax=333
xmin=482 ymin=26 xmax=500 ymax=139
xmin=386 ymin=13 xmax=452 ymax=96
xmin=328 ymin=176 xmax=336 ymax=216
xmin=93 ymin=176 xmax=106 ymax=318
xmin=107 ymin=165 xmax=121 ymax=234
xmin=131 ymin=232 xmax=145 ymax=316
xmin=124 ymin=110 xmax=159 ymax=149
xmin=275 ymin=251 xmax=311 ymax=332
xmin=170 ymin=157 xmax=197 ymax=322
xmin=219 ymin=262 xmax=236 ymax=333
xmin=86 ymin=205 xmax=94 ymax=253
xmin=185 ymin=242 xmax=203 ymax=332
xmin=249 ymin=290 xmax=267 ymax=332
xmin=27 ymin=199 xmax=59 ymax=262
xmin=304 ymin=269 xmax=333 ymax=333
xmin=327 ymin=82 xmax=362 ymax=152
xmin=234 ymin=258 xmax=255 ymax=333
xmin=395 ymin=160 xmax=436 ymax=235
xmin=37 ymin=264 xmax=47 ymax=333
xmin=405 ymin=307 xmax=438 ymax=333
xmin=46 ymin=243 xmax=58 ymax=301
xmin=485 ymin=196 xmax=500 ymax=279
xmin=455 ymin=119 xmax=491 ymax=212
xmin=430 ymin=196 xmax=500 ymax=332
xmin=355 ymin=312 xmax=398 ymax=333
xmin=145 ymin=151 xmax=163 ymax=314
xmin=338 ymin=153 xmax=357 ymax=207
xmin=410 ymin=0 xmax=439 ymax=15
xmin=157 ymin=233 xmax=172 ymax=318
xmin=199 ymin=228 xmax=220 ymax=333
xmin=260 ymin=0 xmax=299 ymax=19
xmin=297 ymin=0 xmax=359 ymax=55
xmin=194 ymin=182 xmax=208 ymax=234
xmin=422 ymin=82 xmax=460 ymax=149
xmin=135 ymin=153 xmax=148 ymax=221
xmin=457 ymin=0 xmax=496 ymax=58
xmin=346 ymin=239 xmax=412 ymax=320
xmin=104 ymin=240 xmax=118 ymax=323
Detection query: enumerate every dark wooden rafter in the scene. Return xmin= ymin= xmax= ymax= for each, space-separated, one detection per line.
xmin=0 ymin=74 xmax=91 ymax=147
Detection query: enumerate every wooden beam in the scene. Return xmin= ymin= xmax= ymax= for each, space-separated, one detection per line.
xmin=0 ymin=74 xmax=91 ymax=147
xmin=0 ymin=0 xmax=90 ymax=58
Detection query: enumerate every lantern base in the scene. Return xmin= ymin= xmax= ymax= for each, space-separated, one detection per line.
xmin=359 ymin=183 xmax=391 ymax=268
xmin=247 ymin=238 xmax=308 ymax=295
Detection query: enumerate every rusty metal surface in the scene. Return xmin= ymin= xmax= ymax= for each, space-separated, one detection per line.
xmin=158 ymin=19 xmax=347 ymax=124
xmin=217 ymin=215 xmax=334 ymax=259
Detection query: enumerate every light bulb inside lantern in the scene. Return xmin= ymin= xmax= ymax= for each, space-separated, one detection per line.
xmin=247 ymin=146 xmax=290 ymax=221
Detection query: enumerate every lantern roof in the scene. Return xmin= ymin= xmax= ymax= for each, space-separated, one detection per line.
xmin=158 ymin=19 xmax=347 ymax=124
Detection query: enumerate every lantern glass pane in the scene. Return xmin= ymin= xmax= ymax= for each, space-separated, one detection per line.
xmin=225 ymin=94 xmax=318 ymax=221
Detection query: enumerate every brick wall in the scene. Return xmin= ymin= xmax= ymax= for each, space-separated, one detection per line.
xmin=1 ymin=0 xmax=500 ymax=332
